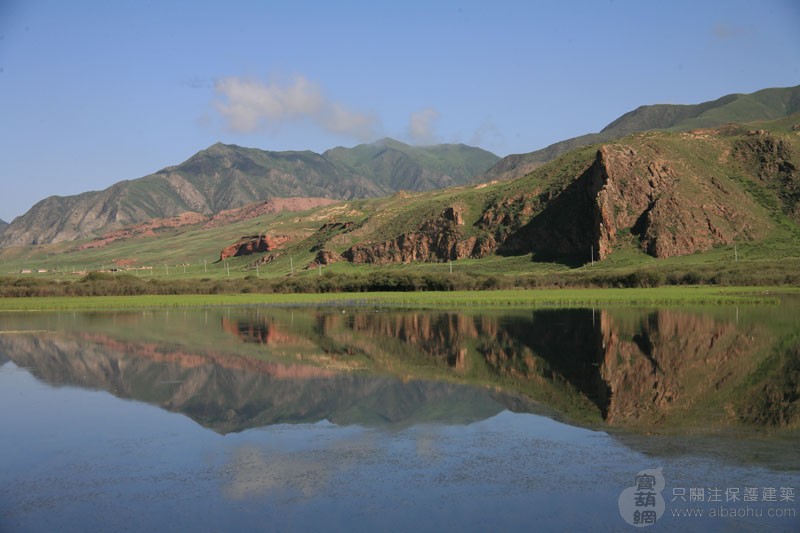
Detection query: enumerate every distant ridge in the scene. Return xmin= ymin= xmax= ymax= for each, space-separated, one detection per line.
xmin=483 ymin=84 xmax=800 ymax=182
xmin=0 ymin=139 xmax=498 ymax=247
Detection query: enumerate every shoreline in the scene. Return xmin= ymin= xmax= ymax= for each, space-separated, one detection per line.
xmin=0 ymin=286 xmax=792 ymax=311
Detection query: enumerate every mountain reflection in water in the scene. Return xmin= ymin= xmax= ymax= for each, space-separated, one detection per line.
xmin=1 ymin=304 xmax=797 ymax=434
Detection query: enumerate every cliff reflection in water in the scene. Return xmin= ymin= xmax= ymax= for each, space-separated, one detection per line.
xmin=217 ymin=306 xmax=798 ymax=430
xmin=1 ymin=304 xmax=797 ymax=432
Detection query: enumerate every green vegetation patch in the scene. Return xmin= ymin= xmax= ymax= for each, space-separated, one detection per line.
xmin=0 ymin=286 xmax=784 ymax=311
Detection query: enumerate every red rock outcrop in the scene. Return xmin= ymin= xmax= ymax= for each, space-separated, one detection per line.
xmin=76 ymin=198 xmax=338 ymax=251
xmin=307 ymin=250 xmax=341 ymax=268
xmin=204 ymin=197 xmax=339 ymax=228
xmin=342 ymin=206 xmax=491 ymax=264
xmin=219 ymin=234 xmax=291 ymax=261
xmin=78 ymin=211 xmax=209 ymax=250
xmin=500 ymin=142 xmax=766 ymax=260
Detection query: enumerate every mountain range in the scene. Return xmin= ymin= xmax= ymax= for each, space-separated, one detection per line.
xmin=3 ymin=110 xmax=796 ymax=281
xmin=0 ymin=139 xmax=499 ymax=247
xmin=1 ymin=85 xmax=799 ymax=272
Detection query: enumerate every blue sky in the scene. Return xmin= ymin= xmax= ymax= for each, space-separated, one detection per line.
xmin=1 ymin=0 xmax=799 ymax=222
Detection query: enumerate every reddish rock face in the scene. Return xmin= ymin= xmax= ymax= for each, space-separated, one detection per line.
xmin=78 ymin=211 xmax=209 ymax=251
xmin=76 ymin=198 xmax=339 ymax=251
xmin=205 ymin=198 xmax=338 ymax=228
xmin=342 ymin=206 xmax=488 ymax=264
xmin=219 ymin=234 xmax=291 ymax=261
xmin=497 ymin=141 xmax=767 ymax=260
xmin=307 ymin=249 xmax=341 ymax=268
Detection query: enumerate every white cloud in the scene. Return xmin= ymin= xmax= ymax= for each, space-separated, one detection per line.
xmin=407 ymin=108 xmax=440 ymax=145
xmin=469 ymin=119 xmax=505 ymax=150
xmin=214 ymin=75 xmax=379 ymax=141
xmin=320 ymin=101 xmax=378 ymax=140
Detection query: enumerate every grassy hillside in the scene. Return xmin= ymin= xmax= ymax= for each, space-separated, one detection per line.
xmin=484 ymin=84 xmax=800 ymax=182
xmin=324 ymin=138 xmax=500 ymax=191
xmin=1 ymin=114 xmax=799 ymax=292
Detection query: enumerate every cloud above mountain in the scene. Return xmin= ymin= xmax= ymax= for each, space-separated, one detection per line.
xmin=214 ymin=75 xmax=380 ymax=141
xmin=407 ymin=108 xmax=440 ymax=145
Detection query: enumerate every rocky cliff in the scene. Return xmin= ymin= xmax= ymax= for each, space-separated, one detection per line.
xmin=733 ymin=130 xmax=799 ymax=221
xmin=342 ymin=206 xmax=492 ymax=264
xmin=499 ymin=139 xmax=766 ymax=259
xmin=219 ymin=234 xmax=293 ymax=261
xmin=328 ymin=125 xmax=782 ymax=266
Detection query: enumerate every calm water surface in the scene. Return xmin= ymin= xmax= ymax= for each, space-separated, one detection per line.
xmin=1 ymin=302 xmax=798 ymax=532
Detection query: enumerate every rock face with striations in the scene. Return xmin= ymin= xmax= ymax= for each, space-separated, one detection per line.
xmin=307 ymin=249 xmax=341 ymax=268
xmin=732 ymin=130 xmax=799 ymax=221
xmin=343 ymin=206 xmax=493 ymax=264
xmin=496 ymin=140 xmax=766 ymax=260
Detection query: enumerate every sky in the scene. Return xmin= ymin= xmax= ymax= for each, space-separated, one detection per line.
xmin=1 ymin=0 xmax=799 ymax=222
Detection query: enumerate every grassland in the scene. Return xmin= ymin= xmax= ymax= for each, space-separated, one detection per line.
xmin=0 ymin=286 xmax=789 ymax=311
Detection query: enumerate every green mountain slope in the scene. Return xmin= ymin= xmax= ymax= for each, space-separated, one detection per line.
xmin=297 ymin=116 xmax=795 ymax=271
xmin=483 ymin=84 xmax=800 ymax=182
xmin=0 ymin=140 xmax=498 ymax=247
xmin=3 ymin=114 xmax=798 ymax=285
xmin=324 ymin=138 xmax=500 ymax=191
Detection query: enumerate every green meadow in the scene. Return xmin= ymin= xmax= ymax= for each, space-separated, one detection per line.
xmin=0 ymin=286 xmax=788 ymax=312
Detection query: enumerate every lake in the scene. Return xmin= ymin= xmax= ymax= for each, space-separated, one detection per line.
xmin=1 ymin=301 xmax=798 ymax=531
